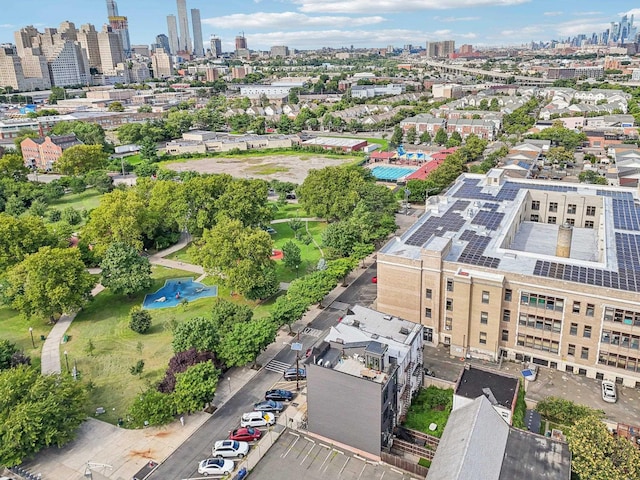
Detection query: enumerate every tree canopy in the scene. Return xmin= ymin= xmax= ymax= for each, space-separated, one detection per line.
xmin=56 ymin=145 xmax=109 ymax=176
xmin=100 ymin=242 xmax=152 ymax=297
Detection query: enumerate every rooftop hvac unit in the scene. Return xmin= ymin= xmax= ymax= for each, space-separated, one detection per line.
xmin=399 ymin=327 xmax=410 ymax=335
xmin=324 ymin=361 xmax=331 ymax=368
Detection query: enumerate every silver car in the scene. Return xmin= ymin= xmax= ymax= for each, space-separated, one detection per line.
xmin=601 ymin=380 xmax=617 ymax=403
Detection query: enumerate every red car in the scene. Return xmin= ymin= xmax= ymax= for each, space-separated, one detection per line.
xmin=229 ymin=427 xmax=262 ymax=442
xmin=372 ymin=276 xmax=378 ymax=283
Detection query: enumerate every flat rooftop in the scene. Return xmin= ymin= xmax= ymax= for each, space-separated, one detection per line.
xmin=500 ymin=428 xmax=571 ymax=480
xmin=381 ymin=172 xmax=640 ymax=293
xmin=456 ymin=366 xmax=518 ymax=409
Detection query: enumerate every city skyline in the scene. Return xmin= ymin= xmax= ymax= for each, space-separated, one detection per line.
xmin=0 ymin=0 xmax=639 ymax=51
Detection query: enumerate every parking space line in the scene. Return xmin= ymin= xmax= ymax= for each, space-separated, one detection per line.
xmin=318 ymin=448 xmax=333 ymax=471
xmin=282 ymin=433 xmax=300 ymax=458
xmin=338 ymin=457 xmax=350 ymax=476
xmin=305 ymin=443 xmax=324 ymax=469
xmin=379 ymin=470 xmax=386 ymax=480
xmin=323 ymin=449 xmax=344 ymax=474
xmin=356 ymin=461 xmax=368 ymax=480
xmin=300 ymin=441 xmax=316 ymax=465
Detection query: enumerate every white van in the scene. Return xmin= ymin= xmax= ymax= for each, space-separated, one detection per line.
xmin=240 ymin=411 xmax=276 ymax=428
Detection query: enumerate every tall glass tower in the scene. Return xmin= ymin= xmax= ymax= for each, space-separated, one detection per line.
xmin=105 ymin=0 xmax=131 ymax=57
xmin=191 ymin=9 xmax=203 ymax=57
xmin=176 ymin=0 xmax=192 ymax=53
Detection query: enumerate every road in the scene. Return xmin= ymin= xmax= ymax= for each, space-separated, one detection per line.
xmin=148 ymin=264 xmax=378 ymax=479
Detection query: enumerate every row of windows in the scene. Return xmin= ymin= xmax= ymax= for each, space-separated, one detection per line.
xmin=530 ymin=216 xmax=594 ymax=228
xmin=520 ymin=293 xmax=564 ymax=312
xmin=518 ymin=313 xmax=562 ymax=334
xmin=569 ymin=322 xmax=592 ymax=338
xmin=531 ymin=201 xmax=596 ymax=216
xmin=598 ymin=352 xmax=640 ymax=373
xmin=601 ymin=330 xmax=640 ymax=349
xmin=567 ymin=344 xmax=590 ymax=359
xmin=517 ymin=334 xmax=560 ymax=354
xmin=604 ymin=307 xmax=640 ymax=327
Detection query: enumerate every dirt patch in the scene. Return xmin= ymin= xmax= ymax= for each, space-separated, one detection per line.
xmin=128 ymin=448 xmax=155 ymax=459
xmin=163 ymin=154 xmax=357 ymax=184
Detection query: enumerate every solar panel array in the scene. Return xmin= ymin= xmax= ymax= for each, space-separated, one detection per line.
xmin=611 ymin=198 xmax=640 ymax=231
xmin=452 ymin=179 xmax=577 ymax=202
xmin=458 ymin=230 xmax=501 ymax=268
xmin=616 ymin=233 xmax=640 ymax=271
xmin=405 ymin=200 xmax=470 ymax=246
xmin=597 ymin=190 xmax=633 ymax=200
xmin=533 ymin=260 xmax=640 ymax=292
xmin=471 ymin=210 xmax=505 ymax=230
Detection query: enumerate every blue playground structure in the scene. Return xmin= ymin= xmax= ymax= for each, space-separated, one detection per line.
xmin=142 ymin=277 xmax=217 ymax=309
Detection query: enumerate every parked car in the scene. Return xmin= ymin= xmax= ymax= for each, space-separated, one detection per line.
xmin=371 ymin=276 xmax=378 ymax=283
xmin=240 ymin=411 xmax=276 ymax=428
xmin=602 ymin=380 xmax=617 ymax=403
xmin=198 ymin=457 xmax=234 ymax=475
xmin=229 ymin=426 xmax=262 ymax=442
xmin=253 ymin=399 xmax=284 ymax=412
xmin=283 ymin=367 xmax=307 ymax=381
xmin=265 ymin=389 xmax=294 ymax=401
xmin=212 ymin=440 xmax=249 ymax=458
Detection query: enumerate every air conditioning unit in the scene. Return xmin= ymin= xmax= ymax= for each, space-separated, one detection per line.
xmin=445 ymin=326 xmax=452 ymax=331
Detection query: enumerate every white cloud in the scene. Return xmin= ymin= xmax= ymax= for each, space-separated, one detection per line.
xmin=553 ymin=18 xmax=611 ymax=37
xmin=243 ymin=28 xmax=478 ymax=49
xmin=543 ymin=11 xmax=563 ymax=17
xmin=202 ymin=12 xmax=385 ymax=30
xmin=574 ymin=11 xmax=603 ymax=16
xmin=0 ymin=24 xmax=15 ymax=29
xmin=621 ymin=9 xmax=640 ymax=17
xmin=434 ymin=16 xmax=481 ymax=22
xmin=501 ymin=25 xmax=544 ymax=37
xmin=292 ymin=0 xmax=530 ymax=14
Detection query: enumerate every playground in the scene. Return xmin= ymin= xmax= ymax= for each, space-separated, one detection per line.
xmin=143 ymin=277 xmax=218 ymax=309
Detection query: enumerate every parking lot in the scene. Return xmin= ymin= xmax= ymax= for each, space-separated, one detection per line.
xmin=249 ymin=431 xmax=418 ymax=480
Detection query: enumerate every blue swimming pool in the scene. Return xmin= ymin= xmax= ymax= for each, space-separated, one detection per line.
xmin=142 ymin=277 xmax=218 ymax=309
xmin=371 ymin=166 xmax=418 ymax=181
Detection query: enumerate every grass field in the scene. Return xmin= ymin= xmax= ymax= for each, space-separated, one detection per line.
xmin=0 ymin=305 xmax=51 ymax=372
xmin=271 ymin=201 xmax=309 ymax=220
xmin=272 ymin=220 xmax=326 ymax=283
xmin=48 ymin=188 xmax=103 ymax=212
xmin=403 ymin=386 xmax=453 ymax=438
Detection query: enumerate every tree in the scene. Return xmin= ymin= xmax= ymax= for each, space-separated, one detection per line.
xmin=405 ymin=127 xmax=417 ymax=145
xmin=282 ymin=240 xmax=302 ymax=270
xmin=51 ymin=121 xmax=107 ymax=146
xmin=545 ymin=146 xmax=574 ymax=166
xmin=28 ymin=199 xmax=47 ymax=218
xmin=68 ymin=176 xmax=87 ymax=194
xmin=269 ymin=295 xmax=308 ymax=331
xmin=173 ymin=361 xmax=220 ymax=413
xmin=286 ymin=270 xmax=336 ymax=305
xmin=100 ymin=242 xmax=152 ymax=297
xmin=61 ymin=206 xmax=82 ymax=225
xmin=3 ymin=247 xmax=94 ymax=323
xmin=578 ymin=169 xmax=607 ymax=185
xmin=0 ymin=366 xmax=87 ymax=466
xmin=0 ymin=214 xmax=54 ymax=271
xmin=127 ymin=388 xmax=176 ymax=428
xmin=129 ymin=359 xmax=145 ymax=377
xmin=351 ymin=242 xmax=375 ymax=267
xmin=158 ymin=349 xmax=219 ymax=393
xmin=84 ymin=170 xmax=114 ymax=193
xmin=108 ymin=101 xmax=125 ymax=112
xmin=216 ymin=317 xmax=279 ymax=367
xmin=138 ymin=105 xmax=152 ymax=113
xmin=0 ymin=153 xmax=28 ymax=180
xmin=326 ymin=257 xmax=357 ymax=286
xmin=211 ymin=299 xmax=253 ymax=332
xmin=214 ymin=178 xmax=273 ymax=228
xmin=0 ymin=340 xmax=30 ymax=371
xmin=129 ymin=307 xmax=152 ymax=334
xmin=322 ymin=220 xmax=361 ymax=257
xmin=56 ymin=145 xmax=108 ymax=175
xmin=419 ymin=131 xmax=432 ymax=144
xmin=172 ymin=316 xmax=219 ymax=353
xmin=390 ymin=125 xmax=403 ymax=147
xmin=446 ymin=131 xmax=463 ymax=148
xmin=434 ymin=128 xmax=448 ymax=145
xmin=139 ymin=137 xmax=158 ymax=162
xmin=535 ymin=397 xmax=602 ymax=426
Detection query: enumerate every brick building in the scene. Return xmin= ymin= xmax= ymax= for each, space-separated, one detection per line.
xmin=21 ymin=134 xmax=82 ymax=170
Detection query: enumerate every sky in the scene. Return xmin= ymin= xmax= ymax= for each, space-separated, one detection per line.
xmin=0 ymin=0 xmax=639 ymax=51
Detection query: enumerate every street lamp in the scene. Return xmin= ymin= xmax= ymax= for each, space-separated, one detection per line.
xmin=29 ymin=327 xmax=35 ymax=348
xmin=64 ymin=350 xmax=70 ymax=373
xmin=227 ymin=377 xmax=231 ymax=394
xmin=295 ymin=264 xmax=299 ymax=278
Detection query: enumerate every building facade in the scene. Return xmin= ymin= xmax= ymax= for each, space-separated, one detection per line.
xmin=166 ymin=15 xmax=179 ymax=55
xmin=21 ymin=134 xmax=82 ymax=170
xmin=151 ymin=48 xmax=173 ymax=78
xmin=210 ymin=36 xmax=222 ymax=57
xmin=176 ymin=0 xmax=192 ymax=54
xmin=377 ymin=170 xmax=640 ymax=387
xmin=191 ymin=9 xmax=203 ymax=57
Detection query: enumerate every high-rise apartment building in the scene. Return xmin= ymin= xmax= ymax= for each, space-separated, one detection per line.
xmin=270 ymin=45 xmax=289 ymax=58
xmin=155 ymin=34 xmax=170 ymax=54
xmin=151 ymin=48 xmax=173 ymax=78
xmin=0 ymin=47 xmax=26 ymax=91
xmin=20 ymin=48 xmax=51 ymax=90
xmin=77 ymin=24 xmax=101 ymax=70
xmin=106 ymin=0 xmax=131 ymax=57
xmin=43 ymin=40 xmax=90 ymax=86
xmin=176 ymin=0 xmax=192 ymax=53
xmin=97 ymin=24 xmax=125 ymax=76
xmin=191 ymin=9 xmax=203 ymax=57
xmin=166 ymin=15 xmax=179 ymax=55
xmin=426 ymin=40 xmax=455 ymax=58
xmin=235 ymin=35 xmax=247 ymax=51
xmin=58 ymin=21 xmax=78 ymax=42
xmin=14 ymin=26 xmax=40 ymax=57
xmin=210 ymin=36 xmax=222 ymax=57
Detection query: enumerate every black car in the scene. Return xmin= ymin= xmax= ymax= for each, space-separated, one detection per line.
xmin=265 ymin=389 xmax=294 ymax=401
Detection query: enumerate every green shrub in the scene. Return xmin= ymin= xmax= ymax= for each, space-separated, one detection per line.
xmin=129 ymin=306 xmax=152 ymax=334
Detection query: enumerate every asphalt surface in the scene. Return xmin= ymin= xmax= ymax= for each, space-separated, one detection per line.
xmin=148 ymin=264 xmax=378 ymax=479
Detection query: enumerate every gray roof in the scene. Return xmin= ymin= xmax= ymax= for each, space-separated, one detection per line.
xmin=426 ymin=396 xmax=509 ymax=480
xmin=456 ymin=366 xmax=518 ymax=409
xmin=500 ymin=428 xmax=571 ymax=480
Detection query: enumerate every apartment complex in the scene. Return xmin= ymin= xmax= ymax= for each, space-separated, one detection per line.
xmin=305 ymin=306 xmax=423 ymax=458
xmin=377 ymin=170 xmax=640 ymax=387
xmin=426 ymin=40 xmax=455 ymax=58
xmin=21 ymin=134 xmax=82 ymax=170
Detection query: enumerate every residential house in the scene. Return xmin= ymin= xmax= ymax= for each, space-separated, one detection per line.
xmin=400 ymin=114 xmax=446 ymax=135
xmin=446 ymin=118 xmax=496 ymax=140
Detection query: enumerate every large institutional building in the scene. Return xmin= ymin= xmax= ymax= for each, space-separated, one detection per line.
xmin=377 ymin=169 xmax=640 ymax=387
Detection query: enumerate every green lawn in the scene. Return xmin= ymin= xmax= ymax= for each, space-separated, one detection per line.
xmin=272 ymin=220 xmax=326 ymax=283
xmin=0 ymin=305 xmax=50 ymax=371
xmin=271 ymin=201 xmax=309 ymax=220
xmin=403 ymin=386 xmax=453 ymax=438
xmin=48 ymin=188 xmax=103 ymax=212
xmin=164 ymin=245 xmax=192 ymax=262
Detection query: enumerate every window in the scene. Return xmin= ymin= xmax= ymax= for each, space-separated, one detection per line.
xmin=425 ymin=308 xmax=432 ymax=318
xmin=568 ymin=344 xmax=576 ymax=356
xmin=446 ymin=279 xmax=454 ymax=292
xmin=445 ymin=317 xmax=452 ymax=330
xmin=567 ymin=204 xmax=576 ymax=214
xmin=482 ymin=291 xmax=490 ymax=304
xmin=586 ymin=304 xmax=595 ymax=317
xmin=549 ymin=202 xmax=558 ymax=212
xmin=480 ymin=311 xmax=488 ymax=324
xmin=446 ymin=298 xmax=453 ymax=311
xmin=531 ymin=200 xmax=540 ymax=211
xmin=530 ymin=214 xmax=539 ymax=222
xmin=503 ymin=309 xmax=511 ymax=322
xmin=581 ymin=347 xmax=589 ymax=360
xmin=586 ymin=205 xmax=596 ymax=216
xmin=565 ymin=218 xmax=575 ymax=226
xmin=479 ymin=332 xmax=487 ymax=344
xmin=504 ymin=289 xmax=512 ymax=302
xmin=585 ymin=220 xmax=594 ymax=228
xmin=570 ymin=323 xmax=578 ymax=335
xmin=583 ymin=325 xmax=592 ymax=338
xmin=548 ymin=216 xmax=556 ymax=224
xmin=501 ymin=329 xmax=509 ymax=342
xmin=572 ymin=302 xmax=580 ymax=314
xmin=425 ymin=288 xmax=432 ymax=299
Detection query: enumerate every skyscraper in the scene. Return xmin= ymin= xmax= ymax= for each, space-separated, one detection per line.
xmin=105 ymin=0 xmax=131 ymax=58
xmin=98 ymin=24 xmax=125 ymax=75
xmin=210 ymin=35 xmax=222 ymax=57
xmin=156 ymin=34 xmax=170 ymax=54
xmin=176 ymin=0 xmax=192 ymax=53
xmin=235 ymin=35 xmax=247 ymax=51
xmin=191 ymin=8 xmax=203 ymax=57
xmin=167 ymin=15 xmax=179 ymax=54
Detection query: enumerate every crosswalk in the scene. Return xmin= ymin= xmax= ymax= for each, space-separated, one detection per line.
xmin=264 ymin=360 xmax=291 ymax=374
xmin=301 ymin=327 xmax=323 ymax=337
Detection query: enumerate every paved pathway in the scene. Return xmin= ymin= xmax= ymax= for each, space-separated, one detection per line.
xmin=270 ymin=217 xmax=322 ymax=224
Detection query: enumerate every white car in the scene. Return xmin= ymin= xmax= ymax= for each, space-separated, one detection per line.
xmin=198 ymin=457 xmax=234 ymax=475
xmin=212 ymin=439 xmax=249 ymax=458
xmin=602 ymin=380 xmax=617 ymax=403
xmin=240 ymin=411 xmax=276 ymax=428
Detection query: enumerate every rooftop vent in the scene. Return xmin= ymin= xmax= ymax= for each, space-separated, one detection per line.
xmin=352 ymin=320 xmax=360 ymax=328
xmin=371 ymin=334 xmax=379 ymax=339
xmin=335 ymin=338 xmax=344 ymax=344
xmin=400 ymin=327 xmax=410 ymax=335
xmin=383 ymin=315 xmax=392 ymax=321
